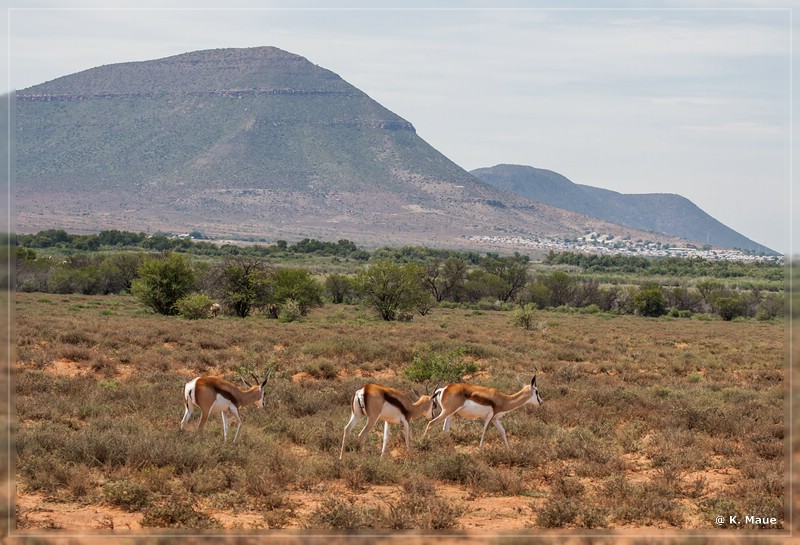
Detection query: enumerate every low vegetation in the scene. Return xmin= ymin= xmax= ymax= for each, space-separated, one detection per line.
xmin=15 ymin=290 xmax=786 ymax=531
xmin=13 ymin=230 xmax=786 ymax=323
xmin=11 ymin=231 xmax=789 ymax=532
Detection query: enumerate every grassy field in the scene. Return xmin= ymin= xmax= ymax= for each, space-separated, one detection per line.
xmin=13 ymin=292 xmax=787 ymax=534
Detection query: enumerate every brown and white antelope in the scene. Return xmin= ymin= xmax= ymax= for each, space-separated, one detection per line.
xmin=339 ymin=383 xmax=438 ymax=459
xmin=209 ymin=303 xmax=221 ymax=318
xmin=422 ymin=375 xmax=542 ymax=448
xmin=181 ymin=371 xmax=269 ymax=442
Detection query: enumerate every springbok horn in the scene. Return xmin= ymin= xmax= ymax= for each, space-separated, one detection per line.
xmin=237 ymin=368 xmax=252 ymax=388
xmin=260 ymin=369 xmax=273 ymax=388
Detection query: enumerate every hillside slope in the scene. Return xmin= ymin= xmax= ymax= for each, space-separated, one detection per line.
xmin=15 ymin=47 xmax=689 ymax=250
xmin=471 ymin=164 xmax=774 ymax=254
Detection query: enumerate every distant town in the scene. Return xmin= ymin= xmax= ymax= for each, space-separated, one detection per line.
xmin=467 ymin=232 xmax=784 ymax=264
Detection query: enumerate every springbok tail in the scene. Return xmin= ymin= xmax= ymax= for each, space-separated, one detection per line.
xmin=353 ymin=389 xmax=367 ymax=416
xmin=184 ymin=385 xmax=195 ymax=410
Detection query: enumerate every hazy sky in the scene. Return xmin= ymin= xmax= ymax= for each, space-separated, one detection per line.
xmin=3 ymin=2 xmax=795 ymax=255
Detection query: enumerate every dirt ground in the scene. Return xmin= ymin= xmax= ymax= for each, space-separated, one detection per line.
xmin=12 ymin=358 xmax=785 ymax=538
xmin=12 ymin=458 xmax=758 ymax=533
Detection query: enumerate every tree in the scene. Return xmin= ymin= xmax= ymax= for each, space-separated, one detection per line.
xmin=97 ymin=253 xmax=147 ymax=294
xmin=324 ymin=273 xmax=355 ymax=304
xmin=423 ymin=257 xmax=467 ymax=302
xmin=478 ymin=255 xmax=529 ymax=302
xmin=131 ymin=253 xmax=197 ymax=315
xmin=272 ymin=268 xmax=323 ymax=315
xmin=667 ymin=285 xmax=704 ymax=313
xmin=541 ymin=271 xmax=577 ymax=307
xmin=755 ymin=292 xmax=784 ymax=321
xmin=522 ymin=278 xmax=551 ymax=309
xmin=209 ymin=255 xmax=273 ymax=318
xmin=463 ymin=270 xmax=508 ymax=302
xmin=15 ymin=249 xmax=50 ymax=292
xmin=354 ymin=261 xmax=426 ymax=321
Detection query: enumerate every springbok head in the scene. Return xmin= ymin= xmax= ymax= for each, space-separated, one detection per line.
xmin=238 ymin=367 xmax=272 ymax=408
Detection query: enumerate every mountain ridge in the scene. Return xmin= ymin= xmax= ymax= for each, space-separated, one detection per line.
xmin=471 ymin=164 xmax=774 ymax=254
xmin=14 ymin=46 xmax=741 ymax=253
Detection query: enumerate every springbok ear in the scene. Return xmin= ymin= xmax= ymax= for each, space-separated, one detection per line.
xmin=531 ymin=375 xmax=537 ymax=387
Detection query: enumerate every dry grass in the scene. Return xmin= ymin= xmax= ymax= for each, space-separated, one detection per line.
xmin=13 ymin=292 xmax=787 ymax=534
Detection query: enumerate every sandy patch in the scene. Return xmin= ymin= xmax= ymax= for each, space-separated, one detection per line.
xmin=291 ymin=371 xmax=316 ymax=384
xmin=16 ymin=491 xmax=142 ymax=530
xmin=50 ymin=358 xmax=85 ymax=377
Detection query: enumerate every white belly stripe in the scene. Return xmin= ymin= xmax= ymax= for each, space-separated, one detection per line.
xmin=379 ymin=402 xmax=405 ymax=425
xmin=209 ymin=394 xmax=234 ymax=414
xmin=456 ymin=400 xmax=492 ymax=419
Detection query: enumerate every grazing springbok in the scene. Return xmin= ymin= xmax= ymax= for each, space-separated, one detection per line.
xmin=181 ymin=371 xmax=270 ymax=442
xmin=339 ymin=383 xmax=438 ymax=459
xmin=423 ymin=375 xmax=542 ymax=448
xmin=210 ymin=303 xmax=221 ymax=318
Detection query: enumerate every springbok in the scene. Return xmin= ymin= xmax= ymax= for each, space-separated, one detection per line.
xmin=422 ymin=375 xmax=542 ymax=448
xmin=210 ymin=303 xmax=221 ymax=318
xmin=181 ymin=371 xmax=270 ymax=442
xmin=339 ymin=383 xmax=438 ymax=459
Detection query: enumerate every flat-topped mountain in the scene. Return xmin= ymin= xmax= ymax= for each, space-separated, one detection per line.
xmin=15 ymin=47 xmax=704 ymax=250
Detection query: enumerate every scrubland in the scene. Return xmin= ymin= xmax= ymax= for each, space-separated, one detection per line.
xmin=13 ymin=292 xmax=787 ymax=536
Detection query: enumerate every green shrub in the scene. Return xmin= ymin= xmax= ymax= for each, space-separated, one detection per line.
xmin=308 ymin=497 xmax=371 ymax=530
xmin=578 ymin=304 xmax=601 ymax=314
xmin=632 ymin=283 xmax=667 ymax=317
xmin=536 ymin=496 xmax=580 ymax=528
xmin=324 ymin=273 xmax=354 ymax=304
xmin=272 ymin=268 xmax=323 ymax=315
xmin=103 ymin=480 xmax=151 ymax=511
xmin=308 ymin=490 xmax=463 ymax=530
xmin=278 ymin=299 xmax=303 ymax=322
xmin=175 ymin=293 xmax=214 ymax=319
xmin=302 ymin=360 xmax=338 ymax=380
xmin=141 ymin=498 xmax=222 ymax=529
xmin=208 ymin=255 xmax=273 ymax=318
xmin=18 ymin=452 xmax=72 ymax=493
xmin=354 ymin=261 xmax=427 ymax=321
xmin=714 ymin=294 xmax=747 ymax=321
xmin=511 ymin=303 xmax=538 ymax=330
xmin=421 ymin=451 xmax=484 ymax=484
xmin=131 ymin=253 xmax=197 ymax=315
xmin=602 ymin=474 xmax=683 ymax=525
xmin=383 ymin=488 xmax=463 ymax=529
xmin=403 ymin=347 xmax=477 ymax=383
xmin=59 ymin=331 xmax=96 ymax=346
xmin=755 ymin=292 xmax=784 ymax=321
